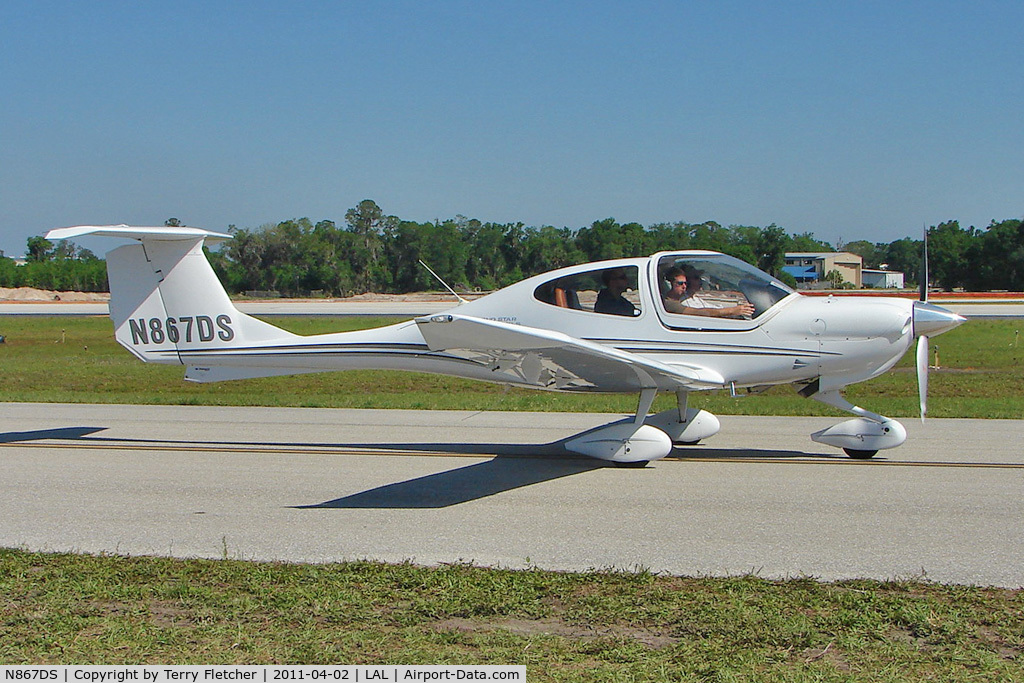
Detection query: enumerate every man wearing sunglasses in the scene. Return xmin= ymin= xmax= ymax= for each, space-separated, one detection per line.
xmin=662 ymin=266 xmax=754 ymax=318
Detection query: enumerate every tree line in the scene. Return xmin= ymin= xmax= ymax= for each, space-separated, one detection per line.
xmin=204 ymin=201 xmax=837 ymax=295
xmin=844 ymin=219 xmax=1024 ymax=292
xmin=3 ymin=201 xmax=1021 ymax=294
xmin=0 ymin=236 xmax=107 ymax=292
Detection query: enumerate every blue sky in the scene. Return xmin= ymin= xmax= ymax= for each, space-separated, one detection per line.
xmin=2 ymin=1 xmax=1021 ymax=257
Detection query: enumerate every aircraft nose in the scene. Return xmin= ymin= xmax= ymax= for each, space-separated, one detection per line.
xmin=913 ymin=301 xmax=966 ymax=338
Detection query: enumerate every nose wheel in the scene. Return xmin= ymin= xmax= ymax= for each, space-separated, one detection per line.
xmin=808 ymin=390 xmax=906 ymax=458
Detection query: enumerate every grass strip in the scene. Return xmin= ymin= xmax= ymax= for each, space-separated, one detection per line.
xmin=1 ymin=549 xmax=1022 ymax=679
xmin=0 ymin=316 xmax=1021 ymax=418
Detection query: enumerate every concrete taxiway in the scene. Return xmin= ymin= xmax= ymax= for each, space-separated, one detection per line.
xmin=2 ymin=402 xmax=1022 ymax=586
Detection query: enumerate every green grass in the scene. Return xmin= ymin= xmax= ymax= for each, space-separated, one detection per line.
xmin=1 ymin=549 xmax=1021 ymax=679
xmin=0 ymin=316 xmax=1020 ymax=417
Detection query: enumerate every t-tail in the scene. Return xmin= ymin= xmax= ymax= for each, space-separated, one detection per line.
xmin=45 ymin=226 xmax=298 ymax=376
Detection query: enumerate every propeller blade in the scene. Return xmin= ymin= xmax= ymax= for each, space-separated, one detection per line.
xmin=916 ymin=335 xmax=929 ymax=421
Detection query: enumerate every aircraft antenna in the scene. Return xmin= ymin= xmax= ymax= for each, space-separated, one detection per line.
xmin=919 ymin=223 xmax=929 ymax=302
xmin=418 ymin=260 xmax=468 ymax=305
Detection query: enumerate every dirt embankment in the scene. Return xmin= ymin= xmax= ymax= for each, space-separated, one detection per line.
xmin=0 ymin=287 xmax=484 ymax=303
xmin=0 ymin=287 xmax=110 ymax=302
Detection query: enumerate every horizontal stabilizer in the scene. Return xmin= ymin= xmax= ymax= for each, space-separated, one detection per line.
xmin=46 ymin=225 xmax=232 ymax=243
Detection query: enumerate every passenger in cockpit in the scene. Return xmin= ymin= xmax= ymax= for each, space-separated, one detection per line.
xmin=594 ymin=269 xmax=637 ymax=316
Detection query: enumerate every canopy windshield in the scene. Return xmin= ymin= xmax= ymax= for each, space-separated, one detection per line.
xmin=656 ymin=253 xmax=794 ymax=319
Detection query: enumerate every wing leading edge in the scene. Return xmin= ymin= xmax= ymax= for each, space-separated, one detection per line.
xmin=415 ymin=314 xmax=725 ymax=392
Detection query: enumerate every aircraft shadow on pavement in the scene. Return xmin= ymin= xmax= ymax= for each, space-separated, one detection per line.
xmin=295 ymin=453 xmax=605 ymax=509
xmin=12 ymin=427 xmax=842 ymax=509
xmin=292 ymin=440 xmax=841 ymax=510
xmin=20 ymin=423 xmax=835 ymax=463
xmin=668 ymin=447 xmax=852 ymax=461
xmin=5 ymin=426 xmax=606 ymax=509
xmin=0 ymin=426 xmax=107 ymax=443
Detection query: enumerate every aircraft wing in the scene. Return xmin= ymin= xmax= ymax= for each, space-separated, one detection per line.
xmin=415 ymin=314 xmax=724 ymax=392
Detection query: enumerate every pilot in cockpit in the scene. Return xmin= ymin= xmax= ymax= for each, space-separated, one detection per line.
xmin=662 ymin=266 xmax=754 ymax=318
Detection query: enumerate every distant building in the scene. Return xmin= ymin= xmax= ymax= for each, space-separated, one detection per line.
xmin=781 ymin=264 xmax=818 ymax=283
xmin=862 ymin=269 xmax=905 ymax=289
xmin=783 ymin=252 xmax=864 ymax=288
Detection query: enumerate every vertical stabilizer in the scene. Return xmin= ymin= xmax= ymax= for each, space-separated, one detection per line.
xmin=46 ymin=226 xmax=296 ymax=365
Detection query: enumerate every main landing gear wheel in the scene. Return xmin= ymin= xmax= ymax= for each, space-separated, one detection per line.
xmin=843 ymin=448 xmax=878 ymax=459
xmin=613 ymin=460 xmax=650 ymax=468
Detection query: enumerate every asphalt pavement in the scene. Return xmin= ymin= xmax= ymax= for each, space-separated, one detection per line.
xmin=2 ymin=402 xmax=1021 ymax=586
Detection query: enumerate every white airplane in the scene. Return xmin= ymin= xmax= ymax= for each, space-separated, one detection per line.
xmin=46 ymin=225 xmax=965 ymax=466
